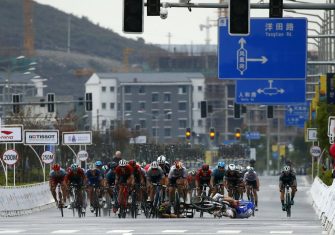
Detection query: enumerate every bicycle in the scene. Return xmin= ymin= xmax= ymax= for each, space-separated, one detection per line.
xmin=147 ymin=183 xmax=166 ymax=218
xmin=118 ymin=183 xmax=129 ymax=218
xmin=228 ymin=184 xmax=242 ymax=200
xmin=130 ymin=185 xmax=139 ymax=218
xmin=245 ymin=184 xmax=255 ymax=216
xmin=191 ymin=195 xmax=235 ymax=218
xmin=173 ymin=182 xmax=186 ymax=217
xmin=284 ymin=184 xmax=292 ymax=217
xmin=56 ymin=183 xmax=64 ymax=217
xmin=69 ymin=184 xmax=85 ymax=218
xmin=91 ymin=184 xmax=102 ymax=217
xmin=197 ymin=184 xmax=210 ymax=218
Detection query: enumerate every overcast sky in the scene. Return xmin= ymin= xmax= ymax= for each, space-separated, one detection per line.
xmin=34 ymin=0 xmax=325 ymax=47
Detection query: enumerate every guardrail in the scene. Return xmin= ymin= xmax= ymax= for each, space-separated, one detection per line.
xmin=0 ymin=182 xmax=54 ymax=217
xmin=311 ymin=177 xmax=335 ymax=235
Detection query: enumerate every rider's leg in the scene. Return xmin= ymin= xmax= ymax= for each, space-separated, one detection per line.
xmin=49 ymin=181 xmax=57 ymax=203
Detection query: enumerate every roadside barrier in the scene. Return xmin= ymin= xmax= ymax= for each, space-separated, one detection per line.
xmin=0 ymin=182 xmax=54 ymax=217
xmin=311 ymin=177 xmax=335 ymax=235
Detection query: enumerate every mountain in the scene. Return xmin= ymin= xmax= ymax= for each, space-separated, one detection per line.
xmin=0 ymin=0 xmax=165 ymax=96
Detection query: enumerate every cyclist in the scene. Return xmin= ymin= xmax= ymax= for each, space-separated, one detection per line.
xmin=225 ymin=164 xmax=244 ymax=199
xmin=187 ymin=170 xmax=197 ymax=199
xmin=106 ymin=161 xmax=118 ymax=212
xmin=86 ymin=161 xmax=104 ymax=212
xmin=49 ymin=163 xmax=67 ymax=207
xmin=195 ymin=164 xmax=212 ymax=196
xmin=65 ymin=163 xmax=86 ymax=211
xmin=168 ymin=160 xmax=188 ymax=204
xmin=157 ymin=155 xmax=170 ymax=176
xmin=244 ymin=166 xmax=260 ymax=210
xmin=146 ymin=161 xmax=164 ymax=202
xmin=128 ymin=159 xmax=145 ymax=203
xmin=115 ymin=159 xmax=135 ymax=213
xmin=279 ymin=165 xmax=297 ymax=211
xmin=210 ymin=161 xmax=226 ymax=197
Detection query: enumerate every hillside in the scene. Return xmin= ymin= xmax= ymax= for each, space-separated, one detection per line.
xmin=0 ymin=0 xmax=165 ymax=95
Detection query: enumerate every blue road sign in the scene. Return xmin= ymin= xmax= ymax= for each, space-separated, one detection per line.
xmin=236 ymin=79 xmax=306 ymax=104
xmin=245 ymin=131 xmax=261 ymax=140
xmin=285 ymin=104 xmax=308 ymax=128
xmin=218 ymin=17 xmax=307 ymax=80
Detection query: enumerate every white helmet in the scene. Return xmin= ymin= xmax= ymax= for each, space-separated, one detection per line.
xmin=119 ymin=159 xmax=127 ymax=167
xmin=228 ymin=164 xmax=236 ymax=171
xmin=151 ymin=161 xmax=158 ymax=169
xmin=157 ymin=155 xmax=166 ymax=164
xmin=283 ymin=165 xmax=290 ymax=172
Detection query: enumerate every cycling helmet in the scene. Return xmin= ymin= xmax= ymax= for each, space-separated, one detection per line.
xmin=102 ymin=165 xmax=108 ymax=171
xmin=248 ymin=167 xmax=254 ymax=172
xmin=157 ymin=155 xmax=166 ymax=164
xmin=151 ymin=161 xmax=158 ymax=169
xmin=52 ymin=163 xmax=60 ymax=171
xmin=119 ymin=159 xmax=127 ymax=167
xmin=202 ymin=164 xmax=209 ymax=171
xmin=95 ymin=161 xmax=103 ymax=167
xmin=108 ymin=161 xmax=118 ymax=169
xmin=71 ymin=163 xmax=78 ymax=171
xmin=228 ymin=164 xmax=236 ymax=171
xmin=128 ymin=159 xmax=136 ymax=167
xmin=175 ymin=160 xmax=183 ymax=169
xmin=218 ymin=162 xmax=225 ymax=168
xmin=283 ymin=165 xmax=290 ymax=172
xmin=141 ymin=161 xmax=147 ymax=168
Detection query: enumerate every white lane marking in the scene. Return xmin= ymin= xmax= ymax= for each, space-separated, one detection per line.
xmin=217 ymin=230 xmax=242 ymax=234
xmin=162 ymin=230 xmax=187 ymax=233
xmin=0 ymin=231 xmax=25 ymax=234
xmin=107 ymin=231 xmax=134 ymax=234
xmin=270 ymin=232 xmax=293 ymax=234
xmin=51 ymin=230 xmax=79 ymax=234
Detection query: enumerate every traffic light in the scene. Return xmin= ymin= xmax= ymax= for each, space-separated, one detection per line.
xmin=235 ymin=128 xmax=241 ymax=140
xmin=147 ymin=0 xmax=160 ymax=16
xmin=234 ymin=103 xmax=241 ymax=119
xmin=12 ymin=94 xmax=20 ymax=114
xmin=123 ymin=0 xmax=143 ymax=33
xmin=200 ymin=101 xmax=207 ymax=118
xmin=267 ymin=105 xmax=274 ymax=119
xmin=85 ymin=93 xmax=92 ymax=111
xmin=47 ymin=93 xmax=55 ymax=113
xmin=269 ymin=0 xmax=283 ymax=18
xmin=185 ymin=127 xmax=191 ymax=140
xmin=209 ymin=127 xmax=215 ymax=140
xmin=229 ymin=0 xmax=250 ymax=35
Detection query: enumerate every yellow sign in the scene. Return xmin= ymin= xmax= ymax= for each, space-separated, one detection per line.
xmin=272 ymin=145 xmax=278 ymax=152
xmin=279 ymin=145 xmax=286 ymax=157
xmin=320 ymin=75 xmax=327 ymax=96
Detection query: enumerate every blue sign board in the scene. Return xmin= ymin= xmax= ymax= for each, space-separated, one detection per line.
xmin=236 ymin=79 xmax=306 ymax=104
xmin=245 ymin=131 xmax=261 ymax=140
xmin=218 ymin=17 xmax=307 ymax=80
xmin=285 ymin=104 xmax=308 ymax=128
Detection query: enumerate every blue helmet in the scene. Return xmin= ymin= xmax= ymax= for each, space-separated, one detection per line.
xmin=218 ymin=162 xmax=225 ymax=168
xmin=95 ymin=160 xmax=103 ymax=167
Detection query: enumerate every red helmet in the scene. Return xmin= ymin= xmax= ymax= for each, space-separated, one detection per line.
xmin=202 ymin=164 xmax=209 ymax=171
xmin=128 ymin=160 xmax=136 ymax=167
xmin=52 ymin=164 xmax=60 ymax=171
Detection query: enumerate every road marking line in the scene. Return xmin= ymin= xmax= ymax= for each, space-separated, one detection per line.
xmin=107 ymin=231 xmax=134 ymax=234
xmin=162 ymin=230 xmax=187 ymax=233
xmin=51 ymin=230 xmax=79 ymax=234
xmin=0 ymin=231 xmax=25 ymax=234
xmin=322 ymin=231 xmax=328 ymax=234
xmin=270 ymin=232 xmax=293 ymax=234
xmin=217 ymin=230 xmax=242 ymax=234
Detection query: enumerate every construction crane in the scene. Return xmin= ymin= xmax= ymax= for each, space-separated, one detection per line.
xmin=23 ymin=0 xmax=34 ymax=57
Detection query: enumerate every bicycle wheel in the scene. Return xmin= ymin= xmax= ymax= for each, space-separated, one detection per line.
xmin=191 ymin=195 xmax=216 ymax=211
xmin=131 ymin=191 xmax=137 ymax=218
xmin=286 ymin=191 xmax=291 ymax=217
xmin=57 ymin=189 xmax=64 ymax=217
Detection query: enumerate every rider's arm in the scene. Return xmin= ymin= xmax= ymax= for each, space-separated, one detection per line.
xmin=210 ymin=175 xmax=215 ymax=188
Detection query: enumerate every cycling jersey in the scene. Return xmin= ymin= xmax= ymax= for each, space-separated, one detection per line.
xmin=106 ymin=168 xmax=116 ymax=186
xmin=115 ymin=164 xmax=134 ymax=184
xmin=49 ymin=168 xmax=66 ymax=184
xmin=86 ymin=169 xmax=103 ymax=186
xmin=168 ymin=165 xmax=187 ymax=179
xmin=66 ymin=168 xmax=85 ymax=186
xmin=211 ymin=168 xmax=226 ymax=184
xmin=279 ymin=172 xmax=296 ymax=185
xmin=147 ymin=166 xmax=164 ymax=183
xmin=159 ymin=163 xmax=170 ymax=176
xmin=131 ymin=164 xmax=144 ymax=184
xmin=244 ymin=170 xmax=258 ymax=182
xmin=196 ymin=169 xmax=212 ymax=185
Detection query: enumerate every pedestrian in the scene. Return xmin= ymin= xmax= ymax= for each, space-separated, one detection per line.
xmin=112 ymin=150 xmax=122 ymax=165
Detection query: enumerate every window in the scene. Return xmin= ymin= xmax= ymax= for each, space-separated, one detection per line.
xmin=178 ymin=102 xmax=187 ymax=111
xmin=110 ymin=86 xmax=115 ymax=92
xmin=139 ymin=86 xmax=145 ymax=94
xmin=164 ymin=128 xmax=171 ymax=137
xmin=198 ymin=119 xmax=203 ymax=127
xmin=152 ymin=110 xmax=159 ymax=120
xmin=140 ymin=119 xmax=146 ymax=128
xmin=179 ymin=120 xmax=187 ymax=128
xmin=102 ymin=86 xmax=106 ymax=92
xmin=125 ymin=119 xmax=131 ymax=128
xmin=198 ymin=86 xmax=202 ymax=91
xmin=102 ymin=120 xmax=107 ymax=126
xmin=164 ymin=93 xmax=171 ymax=102
xmin=152 ymin=93 xmax=159 ymax=102
xmin=164 ymin=110 xmax=172 ymax=120
xmin=101 ymin=102 xmax=106 ymax=109
xmin=152 ymin=128 xmax=158 ymax=137
xmin=125 ymin=86 xmax=131 ymax=93
xmin=139 ymin=102 xmax=145 ymax=110
xmin=125 ymin=102 xmax=132 ymax=111
xmin=110 ymin=103 xmax=115 ymax=109
xmin=178 ymin=86 xmax=187 ymax=94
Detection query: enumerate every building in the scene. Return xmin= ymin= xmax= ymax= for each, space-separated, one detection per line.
xmin=85 ymin=73 xmax=206 ymax=144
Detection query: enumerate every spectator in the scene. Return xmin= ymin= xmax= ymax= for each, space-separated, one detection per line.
xmin=112 ymin=151 xmax=122 ymax=165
